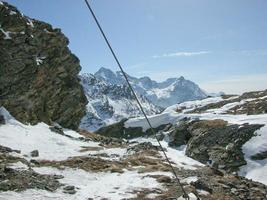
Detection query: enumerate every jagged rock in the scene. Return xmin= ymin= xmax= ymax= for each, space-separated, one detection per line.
xmin=191 ymin=179 xmax=213 ymax=194
xmin=0 ymin=115 xmax=5 ymax=125
xmin=185 ymin=120 xmax=264 ymax=172
xmin=168 ymin=118 xmax=192 ymax=147
xmin=53 ymin=174 xmax=64 ymax=179
xmin=251 ymin=151 xmax=267 ymax=160
xmin=0 ymin=167 xmax=62 ymax=192
xmin=30 ymin=150 xmax=39 ymax=157
xmin=30 ymin=159 xmax=40 ymax=165
xmin=95 ymin=119 xmax=145 ymax=139
xmin=49 ymin=125 xmax=64 ymax=135
xmin=96 ymin=119 xmax=170 ymax=139
xmin=157 ymin=175 xmax=172 ymax=183
xmin=127 ymin=142 xmax=161 ymax=154
xmin=0 ymin=145 xmax=20 ymax=154
xmin=63 ymin=185 xmax=76 ymax=194
xmin=79 ymin=129 xmax=127 ymax=148
xmin=0 ymin=2 xmax=87 ymax=129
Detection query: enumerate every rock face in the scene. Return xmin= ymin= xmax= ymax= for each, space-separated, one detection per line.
xmin=0 ymin=2 xmax=87 ymax=129
xmin=0 ymin=115 xmax=4 ymax=125
xmin=167 ymin=119 xmax=264 ymax=172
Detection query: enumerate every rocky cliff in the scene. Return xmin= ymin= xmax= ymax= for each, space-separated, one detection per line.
xmin=0 ymin=2 xmax=87 ymax=129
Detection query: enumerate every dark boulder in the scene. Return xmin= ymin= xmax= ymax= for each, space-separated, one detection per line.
xmin=168 ymin=118 xmax=192 ymax=147
xmin=30 ymin=150 xmax=39 ymax=157
xmin=185 ymin=119 xmax=264 ymax=172
xmin=127 ymin=142 xmax=161 ymax=154
xmin=251 ymin=151 xmax=267 ymax=160
xmin=0 ymin=2 xmax=87 ymax=129
xmin=95 ymin=119 xmax=145 ymax=139
xmin=0 ymin=115 xmax=5 ymax=125
xmin=95 ymin=118 xmax=170 ymax=139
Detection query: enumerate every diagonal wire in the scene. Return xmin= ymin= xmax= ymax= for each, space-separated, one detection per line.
xmin=83 ymin=0 xmax=189 ymax=199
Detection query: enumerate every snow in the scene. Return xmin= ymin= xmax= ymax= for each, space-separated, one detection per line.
xmin=35 ymin=56 xmax=46 ymax=66
xmin=79 ymin=73 xmax=160 ymax=131
xmin=1 ymin=166 xmax=164 ymax=200
xmin=181 ymin=176 xmax=198 ymax=184
xmin=0 ymin=27 xmax=12 ymax=39
xmin=10 ymin=10 xmax=17 ymax=15
xmin=164 ymin=96 xmax=225 ymax=113
xmin=239 ymin=124 xmax=267 ymax=185
xmin=1 ymin=107 xmax=195 ymax=199
xmin=0 ymin=87 xmax=266 ymax=199
xmin=125 ymin=112 xmax=182 ymax=131
xmin=125 ymin=96 xmax=227 ymax=131
xmin=197 ymin=189 xmax=210 ymax=196
xmin=0 ymin=107 xmax=99 ymax=161
xmin=159 ymin=141 xmax=204 ymax=170
xmin=8 ymin=161 xmax=29 ymax=171
xmin=130 ymin=137 xmax=204 ymax=170
xmin=96 ymin=147 xmax=127 ymax=160
xmin=177 ymin=193 xmax=198 ymax=200
xmin=149 ymin=81 xmax=176 ymax=99
xmin=80 ymin=69 xmax=207 ymax=131
xmin=26 ymin=18 xmax=34 ymax=27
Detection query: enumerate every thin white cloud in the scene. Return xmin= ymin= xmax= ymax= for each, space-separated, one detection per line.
xmin=153 ymin=51 xmax=210 ymax=58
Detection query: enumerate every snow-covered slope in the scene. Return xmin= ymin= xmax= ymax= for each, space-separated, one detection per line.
xmin=0 ymin=107 xmax=202 ymax=200
xmin=125 ymin=91 xmax=267 ymax=185
xmin=80 ymin=67 xmax=207 ymax=131
xmin=79 ymin=73 xmax=161 ymax=131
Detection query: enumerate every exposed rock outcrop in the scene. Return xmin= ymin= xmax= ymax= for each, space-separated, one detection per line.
xmin=0 ymin=2 xmax=87 ymax=129
xmin=96 ymin=118 xmax=170 ymax=139
xmin=0 ymin=115 xmax=4 ymax=125
xmin=167 ymin=119 xmax=264 ymax=173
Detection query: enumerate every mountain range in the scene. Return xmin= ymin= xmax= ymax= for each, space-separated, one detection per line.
xmin=79 ymin=67 xmax=207 ymax=131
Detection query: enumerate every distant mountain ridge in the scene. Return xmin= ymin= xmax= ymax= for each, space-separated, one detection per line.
xmin=79 ymin=72 xmax=161 ymax=131
xmin=79 ymin=67 xmax=207 ymax=131
xmin=94 ymin=67 xmax=207 ymax=108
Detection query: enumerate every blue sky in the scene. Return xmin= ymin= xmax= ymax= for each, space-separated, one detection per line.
xmin=5 ymin=0 xmax=267 ymax=94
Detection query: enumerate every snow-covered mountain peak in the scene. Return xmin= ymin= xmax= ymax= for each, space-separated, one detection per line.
xmin=80 ymin=68 xmax=207 ymax=131
xmin=94 ymin=67 xmax=119 ymax=84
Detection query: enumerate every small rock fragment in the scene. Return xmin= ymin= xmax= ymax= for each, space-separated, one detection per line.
xmin=30 ymin=150 xmax=39 ymax=157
